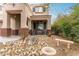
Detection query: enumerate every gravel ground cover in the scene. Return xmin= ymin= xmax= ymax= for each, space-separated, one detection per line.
xmin=0 ymin=35 xmax=79 ymax=56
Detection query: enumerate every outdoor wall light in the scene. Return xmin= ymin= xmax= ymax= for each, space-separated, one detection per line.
xmin=12 ymin=3 xmax=15 ymax=7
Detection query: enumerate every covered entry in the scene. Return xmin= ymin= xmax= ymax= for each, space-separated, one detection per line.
xmin=30 ymin=15 xmax=51 ymax=35
xmin=31 ymin=20 xmax=47 ymax=35
xmin=10 ymin=14 xmax=21 ymax=35
xmin=6 ymin=10 xmax=29 ymax=36
xmin=7 ymin=10 xmax=21 ymax=36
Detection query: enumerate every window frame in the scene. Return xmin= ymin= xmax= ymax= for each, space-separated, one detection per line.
xmin=33 ymin=6 xmax=46 ymax=12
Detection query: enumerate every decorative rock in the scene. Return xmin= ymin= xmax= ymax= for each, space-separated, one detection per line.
xmin=0 ymin=48 xmax=6 ymax=52
xmin=0 ymin=35 xmax=51 ymax=56
xmin=41 ymin=47 xmax=56 ymax=56
xmin=28 ymin=36 xmax=38 ymax=45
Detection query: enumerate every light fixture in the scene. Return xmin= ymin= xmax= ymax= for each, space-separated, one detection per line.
xmin=12 ymin=3 xmax=15 ymax=7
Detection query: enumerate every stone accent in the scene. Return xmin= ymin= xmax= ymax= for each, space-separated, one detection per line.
xmin=11 ymin=29 xmax=19 ymax=35
xmin=0 ymin=28 xmax=29 ymax=37
xmin=30 ymin=29 xmax=51 ymax=35
xmin=47 ymin=29 xmax=51 ymax=37
xmin=29 ymin=30 xmax=32 ymax=35
xmin=47 ymin=29 xmax=51 ymax=33
xmin=0 ymin=28 xmax=11 ymax=36
xmin=19 ymin=28 xmax=29 ymax=37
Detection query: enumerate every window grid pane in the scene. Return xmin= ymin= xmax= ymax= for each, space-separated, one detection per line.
xmin=33 ymin=7 xmax=46 ymax=12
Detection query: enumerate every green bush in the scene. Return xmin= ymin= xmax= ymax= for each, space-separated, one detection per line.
xmin=70 ymin=24 xmax=79 ymax=42
xmin=51 ymin=16 xmax=79 ymax=42
xmin=51 ymin=4 xmax=79 ymax=43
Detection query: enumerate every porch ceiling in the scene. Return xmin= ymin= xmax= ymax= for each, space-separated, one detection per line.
xmin=7 ymin=10 xmax=22 ymax=14
xmin=30 ymin=15 xmax=51 ymax=20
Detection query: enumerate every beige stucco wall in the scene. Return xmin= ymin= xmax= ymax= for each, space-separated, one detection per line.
xmin=1 ymin=3 xmax=24 ymax=28
xmin=1 ymin=3 xmax=51 ymax=31
xmin=24 ymin=4 xmax=33 ymax=30
xmin=3 ymin=4 xmax=25 ymax=11
xmin=1 ymin=3 xmax=33 ymax=30
xmin=47 ymin=17 xmax=51 ymax=30
xmin=2 ymin=10 xmax=9 ymax=28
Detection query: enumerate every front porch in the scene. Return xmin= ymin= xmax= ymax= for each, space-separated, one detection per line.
xmin=30 ymin=15 xmax=51 ymax=35
xmin=31 ymin=20 xmax=47 ymax=35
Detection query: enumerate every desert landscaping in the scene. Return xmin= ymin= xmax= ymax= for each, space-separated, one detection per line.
xmin=0 ymin=35 xmax=79 ymax=56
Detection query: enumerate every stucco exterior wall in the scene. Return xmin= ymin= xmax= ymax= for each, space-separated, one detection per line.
xmin=2 ymin=3 xmax=24 ymax=28
xmin=29 ymin=4 xmax=51 ymax=30
xmin=3 ymin=4 xmax=25 ymax=11
xmin=0 ymin=3 xmax=51 ymax=36
xmin=47 ymin=17 xmax=51 ymax=30
xmin=1 ymin=3 xmax=33 ymax=29
xmin=24 ymin=4 xmax=33 ymax=30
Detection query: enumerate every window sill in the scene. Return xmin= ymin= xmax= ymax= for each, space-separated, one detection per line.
xmin=34 ymin=12 xmax=45 ymax=13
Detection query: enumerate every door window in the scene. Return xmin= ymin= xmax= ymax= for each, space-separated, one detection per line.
xmin=38 ymin=22 xmax=44 ymax=30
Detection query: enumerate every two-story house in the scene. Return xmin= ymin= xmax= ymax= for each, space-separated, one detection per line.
xmin=0 ymin=3 xmax=51 ymax=36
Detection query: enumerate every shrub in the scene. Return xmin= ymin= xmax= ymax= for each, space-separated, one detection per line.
xmin=51 ymin=15 xmax=79 ymax=42
xmin=51 ymin=4 xmax=79 ymax=42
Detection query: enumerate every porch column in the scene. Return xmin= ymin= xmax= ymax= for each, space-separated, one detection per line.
xmin=19 ymin=11 xmax=29 ymax=36
xmin=0 ymin=11 xmax=11 ymax=36
xmin=28 ymin=19 xmax=31 ymax=34
xmin=47 ymin=18 xmax=51 ymax=34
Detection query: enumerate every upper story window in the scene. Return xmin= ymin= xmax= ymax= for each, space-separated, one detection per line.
xmin=33 ymin=7 xmax=46 ymax=12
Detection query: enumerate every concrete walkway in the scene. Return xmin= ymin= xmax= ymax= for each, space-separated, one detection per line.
xmin=0 ymin=36 xmax=21 ymax=43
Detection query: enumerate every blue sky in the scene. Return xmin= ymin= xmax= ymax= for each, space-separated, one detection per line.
xmin=49 ymin=3 xmax=76 ymax=24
